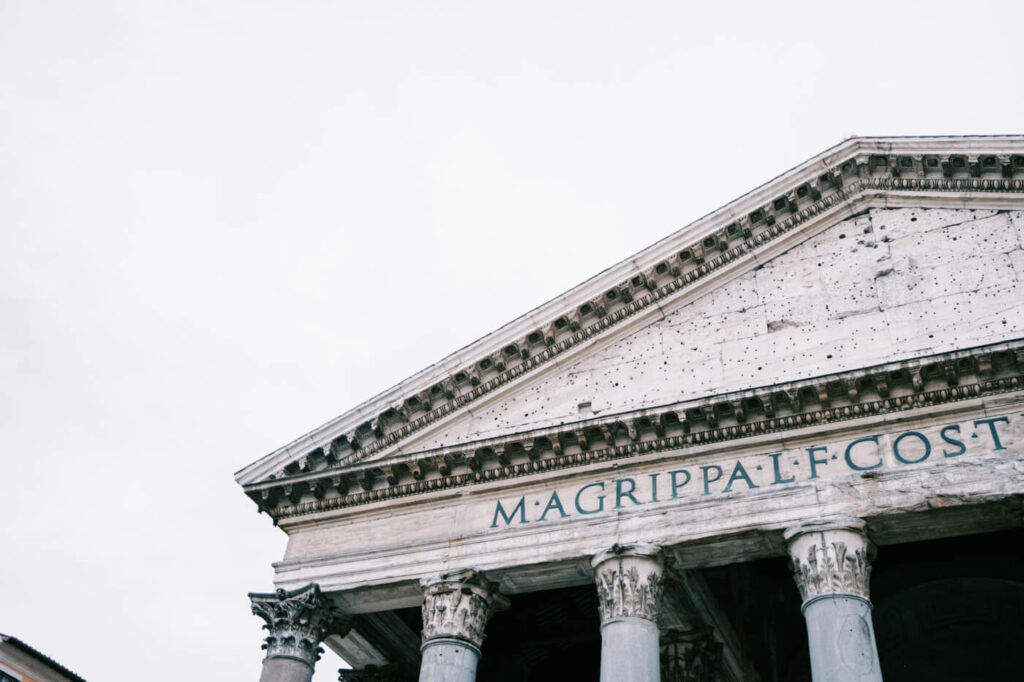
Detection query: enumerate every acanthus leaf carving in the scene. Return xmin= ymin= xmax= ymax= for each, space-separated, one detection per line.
xmin=249 ymin=583 xmax=349 ymax=668
xmin=420 ymin=569 xmax=508 ymax=649
xmin=592 ymin=544 xmax=664 ymax=623
xmin=785 ymin=518 xmax=873 ymax=604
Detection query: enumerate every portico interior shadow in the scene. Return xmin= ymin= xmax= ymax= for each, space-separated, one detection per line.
xmin=703 ymin=528 xmax=1024 ymax=682
xmin=386 ymin=529 xmax=1024 ymax=681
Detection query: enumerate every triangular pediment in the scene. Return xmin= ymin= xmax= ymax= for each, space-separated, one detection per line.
xmin=387 ymin=204 xmax=1023 ymax=454
xmin=237 ymin=136 xmax=1024 ymax=519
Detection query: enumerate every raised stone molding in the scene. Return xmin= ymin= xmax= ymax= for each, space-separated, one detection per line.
xmin=235 ymin=137 xmax=1024 ymax=490
xmin=784 ymin=517 xmax=874 ymax=606
xmin=419 ymin=569 xmax=509 ymax=649
xmin=249 ymin=584 xmax=349 ymax=668
xmin=248 ymin=339 xmax=1024 ymax=520
xmin=661 ymin=626 xmax=723 ymax=682
xmin=592 ymin=544 xmax=665 ymax=624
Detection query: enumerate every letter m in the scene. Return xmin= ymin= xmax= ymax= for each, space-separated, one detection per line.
xmin=490 ymin=496 xmax=528 ymax=527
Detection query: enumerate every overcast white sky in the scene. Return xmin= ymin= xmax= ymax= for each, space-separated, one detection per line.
xmin=1 ymin=1 xmax=1022 ymax=680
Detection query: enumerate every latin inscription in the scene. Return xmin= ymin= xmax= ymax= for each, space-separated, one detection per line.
xmin=489 ymin=415 xmax=1013 ymax=528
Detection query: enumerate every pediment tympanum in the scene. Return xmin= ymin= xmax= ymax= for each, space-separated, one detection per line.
xmin=236 ymin=137 xmax=1024 ymax=533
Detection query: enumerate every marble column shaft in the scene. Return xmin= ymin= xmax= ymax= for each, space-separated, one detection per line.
xmin=418 ymin=568 xmax=508 ymax=682
xmin=592 ymin=544 xmax=665 ymax=682
xmin=249 ymin=583 xmax=348 ymax=682
xmin=785 ymin=518 xmax=882 ymax=682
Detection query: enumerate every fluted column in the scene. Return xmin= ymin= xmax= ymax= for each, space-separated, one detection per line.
xmin=660 ymin=626 xmax=723 ymax=682
xmin=592 ymin=544 xmax=665 ymax=682
xmin=418 ymin=568 xmax=509 ymax=682
xmin=250 ymin=584 xmax=349 ymax=682
xmin=784 ymin=518 xmax=882 ymax=682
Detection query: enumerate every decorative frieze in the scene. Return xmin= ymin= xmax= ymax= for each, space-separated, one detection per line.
xmin=661 ymin=627 xmax=723 ymax=682
xmin=420 ymin=569 xmax=508 ymax=649
xmin=592 ymin=544 xmax=665 ymax=623
xmin=249 ymin=584 xmax=349 ymax=668
xmin=254 ymin=144 xmax=1024 ymax=483
xmin=248 ymin=339 xmax=1024 ymax=520
xmin=784 ymin=518 xmax=874 ymax=605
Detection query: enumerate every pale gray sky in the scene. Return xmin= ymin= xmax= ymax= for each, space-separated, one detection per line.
xmin=1 ymin=2 xmax=1021 ymax=680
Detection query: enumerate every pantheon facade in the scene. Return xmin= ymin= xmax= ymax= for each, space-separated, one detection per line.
xmin=237 ymin=136 xmax=1024 ymax=681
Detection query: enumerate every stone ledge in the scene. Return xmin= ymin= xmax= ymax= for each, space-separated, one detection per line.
xmin=245 ymin=339 xmax=1024 ymax=520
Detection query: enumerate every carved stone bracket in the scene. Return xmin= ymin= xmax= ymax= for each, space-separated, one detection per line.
xmin=420 ymin=569 xmax=509 ymax=650
xmin=249 ymin=583 xmax=350 ymax=668
xmin=661 ymin=626 xmax=723 ymax=682
xmin=253 ymin=338 xmax=1024 ymax=521
xmin=246 ymin=141 xmax=1024 ymax=491
xmin=592 ymin=543 xmax=665 ymax=624
xmin=784 ymin=517 xmax=874 ymax=606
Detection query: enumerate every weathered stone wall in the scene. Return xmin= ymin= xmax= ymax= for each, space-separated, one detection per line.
xmin=275 ymin=397 xmax=1024 ymax=605
xmin=411 ymin=208 xmax=1024 ymax=449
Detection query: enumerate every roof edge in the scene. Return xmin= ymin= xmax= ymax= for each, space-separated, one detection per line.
xmin=0 ymin=634 xmax=88 ymax=682
xmin=236 ymin=134 xmax=1024 ymax=486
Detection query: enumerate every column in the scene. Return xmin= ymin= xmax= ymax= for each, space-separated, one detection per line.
xmin=418 ymin=568 xmax=509 ymax=682
xmin=661 ymin=626 xmax=723 ymax=682
xmin=250 ymin=583 xmax=349 ymax=682
xmin=592 ymin=543 xmax=665 ymax=682
xmin=784 ymin=517 xmax=882 ymax=682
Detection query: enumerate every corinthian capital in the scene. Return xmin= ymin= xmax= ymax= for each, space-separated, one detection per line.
xmin=420 ymin=568 xmax=509 ymax=649
xmin=249 ymin=583 xmax=350 ymax=668
xmin=784 ymin=517 xmax=874 ymax=605
xmin=592 ymin=543 xmax=664 ymax=624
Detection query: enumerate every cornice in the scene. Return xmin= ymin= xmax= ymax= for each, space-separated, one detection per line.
xmin=244 ymin=339 xmax=1024 ymax=521
xmin=235 ymin=136 xmax=1024 ymax=488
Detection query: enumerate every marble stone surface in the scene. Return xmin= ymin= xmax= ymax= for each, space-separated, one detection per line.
xmin=409 ymin=208 xmax=1024 ymax=450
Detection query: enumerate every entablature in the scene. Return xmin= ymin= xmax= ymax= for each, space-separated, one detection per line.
xmin=234 ymin=137 xmax=1024 ymax=491
xmin=243 ymin=338 xmax=1024 ymax=522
